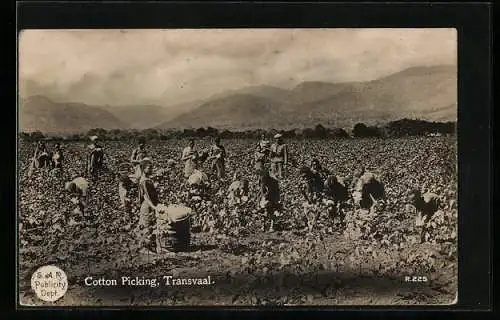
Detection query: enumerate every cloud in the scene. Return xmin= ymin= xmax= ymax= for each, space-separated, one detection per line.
xmin=19 ymin=28 xmax=457 ymax=106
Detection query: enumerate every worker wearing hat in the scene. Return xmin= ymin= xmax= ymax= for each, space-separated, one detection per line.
xmin=87 ymin=135 xmax=104 ymax=179
xmin=208 ymin=136 xmax=226 ymax=180
xmin=130 ymin=137 xmax=148 ymax=184
xmin=269 ymin=133 xmax=288 ymax=180
xmin=254 ymin=134 xmax=271 ymax=173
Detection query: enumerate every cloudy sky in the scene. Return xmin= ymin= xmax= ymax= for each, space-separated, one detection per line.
xmin=19 ymin=28 xmax=456 ymax=107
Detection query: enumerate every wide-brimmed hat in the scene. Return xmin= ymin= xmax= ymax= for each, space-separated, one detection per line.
xmin=141 ymin=157 xmax=153 ymax=166
xmin=274 ymin=133 xmax=283 ymax=139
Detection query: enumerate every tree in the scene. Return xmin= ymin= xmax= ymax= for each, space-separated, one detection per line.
xmin=353 ymin=123 xmax=369 ymax=137
xmin=302 ymin=128 xmax=315 ymax=138
xmin=314 ymin=124 xmax=327 ymax=138
xmin=353 ymin=123 xmax=383 ymax=138
xmin=206 ymin=127 xmax=219 ymax=137
xmin=142 ymin=128 xmax=159 ymax=140
xmin=87 ymin=128 xmax=108 ymax=139
xmin=220 ymin=129 xmax=232 ymax=139
xmin=30 ymin=131 xmax=45 ymax=141
xmin=19 ymin=132 xmax=30 ymax=141
xmin=183 ymin=129 xmax=195 ymax=137
xmin=331 ymin=128 xmax=350 ymax=138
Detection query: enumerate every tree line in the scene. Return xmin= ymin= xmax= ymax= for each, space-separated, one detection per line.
xmin=19 ymin=119 xmax=456 ymax=142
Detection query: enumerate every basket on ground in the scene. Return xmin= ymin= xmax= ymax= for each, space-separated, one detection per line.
xmin=156 ymin=204 xmax=193 ymax=252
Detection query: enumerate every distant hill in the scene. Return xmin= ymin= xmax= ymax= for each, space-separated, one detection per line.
xmin=19 ymin=95 xmax=127 ymax=133
xmin=100 ymin=105 xmax=172 ymax=129
xmin=19 ymin=65 xmax=457 ymax=133
xmin=158 ymin=65 xmax=457 ymax=130
xmin=158 ymin=94 xmax=286 ymax=130
xmin=221 ymin=85 xmax=293 ymax=103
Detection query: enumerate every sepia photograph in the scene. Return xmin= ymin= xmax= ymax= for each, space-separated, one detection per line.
xmin=18 ymin=28 xmax=457 ymax=306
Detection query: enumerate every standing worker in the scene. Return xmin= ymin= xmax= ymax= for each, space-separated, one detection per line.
xmin=254 ymin=135 xmax=271 ymax=173
xmin=136 ymin=158 xmax=160 ymax=254
xmin=87 ymin=136 xmax=105 ymax=180
xmin=270 ymin=134 xmax=288 ymax=180
xmin=130 ymin=137 xmax=148 ymax=183
xmin=181 ymin=139 xmax=198 ymax=179
xmin=118 ymin=174 xmax=134 ymax=213
xmin=208 ymin=136 xmax=226 ymax=180
xmin=258 ymin=166 xmax=281 ymax=232
xmin=51 ymin=143 xmax=64 ymax=170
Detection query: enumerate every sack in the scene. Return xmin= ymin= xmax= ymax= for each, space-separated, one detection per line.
xmin=188 ymin=170 xmax=208 ymax=186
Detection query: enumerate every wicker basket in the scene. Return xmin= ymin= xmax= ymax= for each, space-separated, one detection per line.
xmin=156 ymin=205 xmax=192 ymax=252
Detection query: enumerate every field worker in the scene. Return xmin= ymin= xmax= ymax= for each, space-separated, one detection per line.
xmin=208 ymin=136 xmax=226 ymax=180
xmin=269 ymin=134 xmax=288 ymax=180
xmin=299 ymin=165 xmax=325 ymax=231
xmin=187 ymin=169 xmax=210 ymax=201
xmin=118 ymin=174 xmax=134 ymax=213
xmin=136 ymin=158 xmax=160 ymax=254
xmin=350 ymin=166 xmax=365 ymax=190
xmin=254 ymin=135 xmax=271 ymax=173
xmin=130 ymin=137 xmax=148 ymax=183
xmin=181 ymin=139 xmax=198 ymax=178
xmin=87 ymin=136 xmax=105 ymax=179
xmin=323 ymin=175 xmax=349 ymax=224
xmin=65 ymin=176 xmax=89 ymax=215
xmin=409 ymin=187 xmax=441 ymax=243
xmin=353 ymin=167 xmax=386 ymax=210
xmin=259 ymin=134 xmax=269 ymax=147
xmin=310 ymin=158 xmax=331 ymax=180
xmin=51 ymin=143 xmax=64 ymax=169
xmin=299 ymin=166 xmax=324 ymax=204
xmin=258 ymin=166 xmax=281 ymax=232
xmin=35 ymin=141 xmax=51 ymax=169
xmin=227 ymin=171 xmax=250 ymax=207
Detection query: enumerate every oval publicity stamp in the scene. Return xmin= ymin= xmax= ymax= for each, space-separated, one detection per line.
xmin=31 ymin=265 xmax=68 ymax=302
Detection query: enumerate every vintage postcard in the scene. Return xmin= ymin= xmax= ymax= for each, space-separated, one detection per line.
xmin=18 ymin=29 xmax=457 ymax=306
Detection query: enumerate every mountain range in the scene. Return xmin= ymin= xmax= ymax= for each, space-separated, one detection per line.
xmin=19 ymin=65 xmax=457 ymax=133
